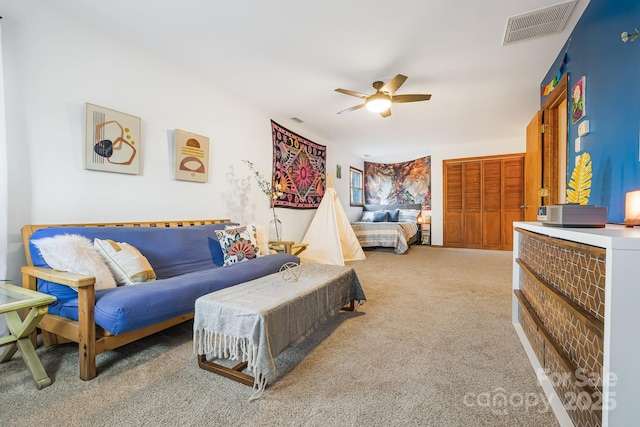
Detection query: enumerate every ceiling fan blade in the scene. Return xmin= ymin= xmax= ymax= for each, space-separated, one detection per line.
xmin=392 ymin=94 xmax=432 ymax=103
xmin=380 ymin=108 xmax=392 ymax=118
xmin=381 ymin=74 xmax=408 ymax=95
xmin=335 ymin=88 xmax=368 ymax=99
xmin=337 ymin=103 xmax=366 ymax=114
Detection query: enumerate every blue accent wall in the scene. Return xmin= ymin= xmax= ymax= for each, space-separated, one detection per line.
xmin=542 ymin=0 xmax=640 ymax=222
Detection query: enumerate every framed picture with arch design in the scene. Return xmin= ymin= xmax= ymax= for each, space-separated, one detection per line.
xmin=174 ymin=129 xmax=210 ymax=183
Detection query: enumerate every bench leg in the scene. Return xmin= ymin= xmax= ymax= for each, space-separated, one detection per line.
xmin=342 ymin=300 xmax=355 ymax=311
xmin=197 ymin=355 xmax=255 ymax=387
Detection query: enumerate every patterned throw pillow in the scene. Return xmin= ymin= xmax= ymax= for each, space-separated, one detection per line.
xmin=215 ymin=224 xmax=260 ymax=266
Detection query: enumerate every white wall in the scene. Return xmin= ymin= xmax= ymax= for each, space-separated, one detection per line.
xmin=0 ymin=0 xmax=362 ymax=282
xmin=368 ymin=136 xmax=525 ymax=246
xmin=0 ymin=0 xmax=525 ymax=286
xmin=0 ymin=20 xmax=8 ymax=345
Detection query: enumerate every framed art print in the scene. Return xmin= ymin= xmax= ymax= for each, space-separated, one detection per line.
xmin=85 ymin=103 xmax=141 ymax=174
xmin=174 ymin=129 xmax=209 ymax=183
xmin=571 ymin=76 xmax=586 ymax=124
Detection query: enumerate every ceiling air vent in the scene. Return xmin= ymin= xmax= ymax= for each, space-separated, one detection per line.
xmin=291 ymin=117 xmax=304 ymax=123
xmin=503 ymin=0 xmax=577 ymax=45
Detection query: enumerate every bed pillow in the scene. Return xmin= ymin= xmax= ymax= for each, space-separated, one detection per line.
xmin=32 ymin=234 xmax=117 ymax=291
xmin=398 ymin=209 xmax=421 ymax=223
xmin=215 ymin=224 xmax=260 ymax=266
xmin=372 ymin=211 xmax=390 ymax=222
xmin=359 ymin=211 xmax=375 ymax=222
xmin=387 ymin=209 xmax=400 ymax=222
xmin=94 ymin=238 xmax=156 ymax=286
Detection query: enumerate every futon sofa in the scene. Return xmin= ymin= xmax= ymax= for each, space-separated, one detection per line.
xmin=20 ymin=219 xmax=299 ymax=380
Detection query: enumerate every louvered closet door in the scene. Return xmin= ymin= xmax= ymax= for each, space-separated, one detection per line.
xmin=501 ymin=157 xmax=524 ymax=250
xmin=444 ymin=154 xmax=524 ymax=250
xmin=482 ymin=160 xmax=502 ymax=249
xmin=444 ymin=162 xmax=464 ymax=247
xmin=463 ymin=162 xmax=482 ymax=249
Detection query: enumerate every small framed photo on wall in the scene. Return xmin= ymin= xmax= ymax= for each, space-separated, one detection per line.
xmin=174 ymin=129 xmax=210 ymax=183
xmin=571 ymin=76 xmax=586 ymax=124
xmin=85 ymin=103 xmax=141 ymax=175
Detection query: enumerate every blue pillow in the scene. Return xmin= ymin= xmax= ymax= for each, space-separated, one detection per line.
xmin=372 ymin=211 xmax=389 ymax=222
xmin=387 ymin=209 xmax=400 ymax=222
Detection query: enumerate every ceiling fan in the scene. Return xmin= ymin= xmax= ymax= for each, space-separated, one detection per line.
xmin=335 ymin=74 xmax=431 ymax=118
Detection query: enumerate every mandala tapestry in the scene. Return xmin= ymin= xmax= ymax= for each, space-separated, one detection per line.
xmin=364 ymin=156 xmax=431 ymax=208
xmin=271 ymin=120 xmax=326 ymax=209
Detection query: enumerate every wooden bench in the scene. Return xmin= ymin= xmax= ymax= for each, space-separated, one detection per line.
xmin=193 ymin=263 xmax=366 ymax=398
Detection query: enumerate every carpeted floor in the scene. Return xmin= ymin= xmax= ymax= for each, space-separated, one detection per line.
xmin=0 ymin=246 xmax=559 ymax=426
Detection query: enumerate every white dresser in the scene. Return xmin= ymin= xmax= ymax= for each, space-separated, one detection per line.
xmin=512 ymin=222 xmax=640 ymax=427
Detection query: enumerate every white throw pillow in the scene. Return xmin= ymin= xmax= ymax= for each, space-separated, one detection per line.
xmin=94 ymin=238 xmax=156 ymax=286
xmin=255 ymin=225 xmax=271 ymax=256
xmin=32 ymin=234 xmax=117 ymax=291
xmin=359 ymin=211 xmax=375 ymax=222
xmin=398 ymin=209 xmax=421 ymax=223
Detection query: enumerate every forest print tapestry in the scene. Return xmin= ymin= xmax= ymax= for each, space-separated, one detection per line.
xmin=271 ymin=120 xmax=326 ymax=208
xmin=364 ymin=156 xmax=431 ymax=208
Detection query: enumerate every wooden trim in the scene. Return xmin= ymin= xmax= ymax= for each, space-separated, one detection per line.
xmin=198 ymin=355 xmax=255 ymax=387
xmin=541 ymin=74 xmax=568 ymax=205
xmin=95 ymin=313 xmax=194 ymax=354
xmin=516 ymin=258 xmax=604 ymax=337
xmin=21 ymin=219 xmax=229 ymax=266
xmin=443 ymin=153 xmax=526 ymax=165
xmin=542 ymin=74 xmax=569 ymax=110
xmin=515 ymin=228 xmax=606 ymax=258
xmin=21 ymin=266 xmax=96 ymax=289
xmin=38 ymin=315 xmax=80 ymax=342
xmin=77 ymin=283 xmax=96 ymax=380
xmin=349 ymin=166 xmax=364 ymax=207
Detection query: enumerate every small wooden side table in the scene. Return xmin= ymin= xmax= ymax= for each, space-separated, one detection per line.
xmin=268 ymin=241 xmax=309 ymax=256
xmin=0 ymin=283 xmax=56 ymax=389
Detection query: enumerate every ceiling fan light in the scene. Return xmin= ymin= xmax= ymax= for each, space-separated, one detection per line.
xmin=366 ymin=98 xmax=391 ymax=113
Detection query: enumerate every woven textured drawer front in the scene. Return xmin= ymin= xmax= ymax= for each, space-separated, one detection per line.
xmin=519 ymin=269 xmax=603 ymax=393
xmin=517 ymin=229 xmax=605 ymax=323
xmin=544 ymin=344 xmax=603 ymax=427
xmin=517 ymin=299 xmax=545 ymax=366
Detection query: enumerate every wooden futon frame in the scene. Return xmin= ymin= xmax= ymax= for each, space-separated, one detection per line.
xmin=20 ymin=219 xmax=229 ymax=381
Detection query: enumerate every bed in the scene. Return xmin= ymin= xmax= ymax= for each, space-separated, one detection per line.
xmin=350 ymin=204 xmax=421 ymax=254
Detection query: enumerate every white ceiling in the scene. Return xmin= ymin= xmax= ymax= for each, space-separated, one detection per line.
xmin=49 ymin=0 xmax=588 ymax=160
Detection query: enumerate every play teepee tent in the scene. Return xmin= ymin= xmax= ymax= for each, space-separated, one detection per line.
xmin=299 ymin=179 xmax=366 ymax=265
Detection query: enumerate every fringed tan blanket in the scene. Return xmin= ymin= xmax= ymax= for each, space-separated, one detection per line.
xmin=193 ymin=264 xmax=366 ymax=400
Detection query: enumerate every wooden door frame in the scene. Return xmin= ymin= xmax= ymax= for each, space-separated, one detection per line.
xmin=541 ymin=74 xmax=568 ymax=206
xmin=525 ymin=111 xmax=543 ymax=221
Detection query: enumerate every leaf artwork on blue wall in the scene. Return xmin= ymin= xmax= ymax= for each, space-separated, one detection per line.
xmin=567 ymin=152 xmax=592 ymax=205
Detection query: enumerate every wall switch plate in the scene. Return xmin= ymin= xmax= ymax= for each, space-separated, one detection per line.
xmin=575 ymin=136 xmax=581 ymax=152
xmin=578 ymin=120 xmax=590 ymax=136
